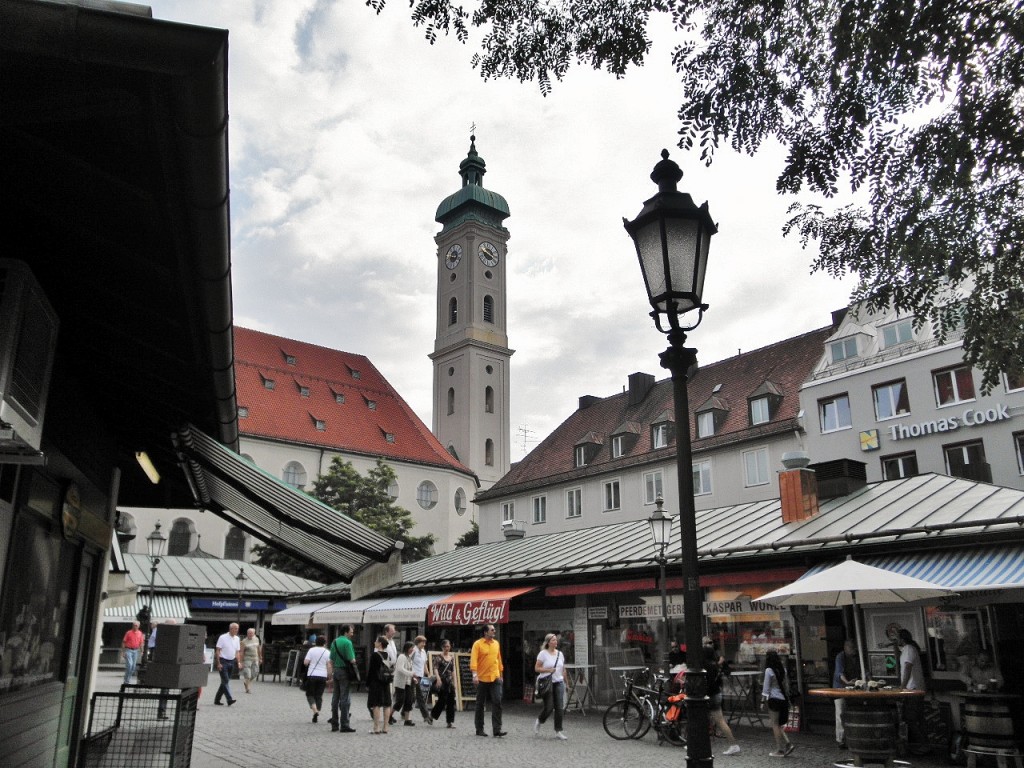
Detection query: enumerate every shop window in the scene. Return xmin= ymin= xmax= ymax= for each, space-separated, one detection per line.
xmin=603 ymin=479 xmax=621 ymax=511
xmin=693 ymin=460 xmax=712 ymax=495
xmin=643 ymin=470 xmax=663 ymax=505
xmin=819 ymin=394 xmax=852 ymax=433
xmin=881 ymin=452 xmax=919 ymax=480
xmin=873 ymin=379 xmax=911 ymax=420
xmin=925 ymin=604 xmax=994 ymax=676
xmin=742 ymin=447 xmax=769 ymax=487
xmin=933 ymin=365 xmax=975 ymax=406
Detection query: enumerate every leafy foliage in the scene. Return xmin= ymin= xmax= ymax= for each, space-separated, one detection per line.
xmin=368 ymin=0 xmax=1024 ymax=389
xmin=311 ymin=457 xmax=435 ymax=563
xmin=454 ymin=520 xmax=479 ymax=547
xmin=250 ymin=543 xmax=335 ymax=583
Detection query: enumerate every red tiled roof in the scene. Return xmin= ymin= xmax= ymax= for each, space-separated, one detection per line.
xmin=233 ymin=327 xmax=475 ymax=478
xmin=479 ymin=326 xmax=832 ymax=499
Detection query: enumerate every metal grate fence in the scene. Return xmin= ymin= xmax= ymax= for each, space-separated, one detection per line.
xmin=80 ymin=686 xmax=199 ymax=768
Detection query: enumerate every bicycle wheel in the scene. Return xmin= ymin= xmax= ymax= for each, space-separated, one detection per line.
xmin=662 ymin=717 xmax=687 ymax=747
xmin=603 ymin=699 xmax=645 ymax=740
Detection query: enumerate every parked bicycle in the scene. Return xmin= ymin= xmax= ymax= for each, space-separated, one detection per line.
xmin=602 ymin=668 xmax=686 ymax=746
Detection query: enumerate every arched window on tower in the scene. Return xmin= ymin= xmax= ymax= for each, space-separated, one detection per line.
xmin=449 ymin=297 xmax=458 ymax=325
xmin=485 ymin=438 xmax=494 ymax=466
xmin=485 ymin=385 xmax=494 ymax=413
xmin=447 ymin=387 xmax=455 ymax=415
xmin=483 ymin=295 xmax=494 ymax=323
xmin=224 ymin=526 xmax=246 ymax=561
xmin=168 ymin=519 xmax=193 ymax=556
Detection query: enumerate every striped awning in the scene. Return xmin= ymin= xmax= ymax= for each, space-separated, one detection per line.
xmin=103 ymin=594 xmax=191 ymax=623
xmin=312 ymin=598 xmax=390 ymax=625
xmin=271 ymin=601 xmax=337 ymax=626
xmin=805 ymin=545 xmax=1024 ymax=591
xmin=362 ymin=593 xmax=454 ymax=625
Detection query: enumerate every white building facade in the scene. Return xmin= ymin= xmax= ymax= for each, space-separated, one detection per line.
xmin=801 ymin=303 xmax=1024 ymax=487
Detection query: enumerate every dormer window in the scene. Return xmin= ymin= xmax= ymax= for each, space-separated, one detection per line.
xmin=261 ymin=374 xmax=275 ymax=390
xmin=347 ymin=365 xmax=361 ymax=379
xmin=574 ymin=432 xmax=602 ymax=467
xmin=748 ymin=381 xmax=783 ymax=426
xmin=365 ymin=397 xmax=377 ymax=410
xmin=311 ymin=415 xmax=326 ymax=431
xmin=381 ymin=429 xmax=395 ymax=443
xmin=881 ymin=319 xmax=914 ymax=348
xmin=238 ymin=406 xmax=249 ymax=418
xmin=695 ymin=395 xmax=729 ymax=438
xmin=297 ymin=381 xmax=310 ymax=398
xmin=283 ymin=352 xmax=297 ymax=365
xmin=652 ymin=422 xmax=671 ymax=449
xmin=331 ymin=388 xmax=345 ymax=404
xmin=830 ymin=337 xmax=858 ymax=363
xmin=610 ymin=421 xmax=640 ymax=459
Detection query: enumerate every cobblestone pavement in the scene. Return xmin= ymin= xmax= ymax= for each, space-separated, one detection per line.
xmin=92 ymin=670 xmax=952 ymax=768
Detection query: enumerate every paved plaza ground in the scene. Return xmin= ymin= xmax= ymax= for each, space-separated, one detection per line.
xmin=91 ymin=670 xmax=953 ymax=768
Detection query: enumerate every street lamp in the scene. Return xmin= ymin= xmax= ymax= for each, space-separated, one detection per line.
xmin=625 ymin=148 xmax=717 ymax=768
xmin=235 ymin=566 xmax=247 ymax=625
xmin=143 ymin=520 xmax=167 ymax=668
xmin=648 ymin=495 xmax=673 ymax=673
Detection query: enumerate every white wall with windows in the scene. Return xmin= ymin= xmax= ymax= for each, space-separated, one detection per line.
xmin=803 ymin=307 xmax=1024 ymax=488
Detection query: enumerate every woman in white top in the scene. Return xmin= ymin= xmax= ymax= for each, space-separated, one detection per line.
xmin=303 ymin=636 xmax=331 ymax=723
xmin=533 ymin=633 xmax=567 ymax=740
xmin=393 ymin=641 xmax=417 ymax=726
xmin=411 ymin=635 xmax=433 ymax=724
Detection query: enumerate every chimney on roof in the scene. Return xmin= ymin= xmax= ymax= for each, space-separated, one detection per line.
xmin=808 ymin=458 xmax=868 ymax=499
xmin=830 ymin=307 xmax=849 ymax=330
xmin=627 ymin=372 xmax=656 ymax=406
xmin=778 ymin=452 xmax=819 ymax=524
xmin=579 ymin=395 xmax=601 ymax=410
xmin=501 ymin=520 xmax=526 ymax=540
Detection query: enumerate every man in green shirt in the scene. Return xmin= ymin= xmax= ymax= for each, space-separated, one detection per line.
xmin=328 ymin=624 xmax=357 ymax=732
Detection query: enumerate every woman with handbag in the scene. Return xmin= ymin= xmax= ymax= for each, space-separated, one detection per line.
xmin=393 ymin=641 xmax=417 ymax=727
xmin=430 ymin=639 xmax=457 ymax=728
xmin=533 ymin=633 xmax=567 ymax=740
xmin=367 ymin=635 xmax=393 ymax=734
xmin=302 ymin=636 xmax=330 ymax=723
xmin=411 ymin=635 xmax=433 ymax=724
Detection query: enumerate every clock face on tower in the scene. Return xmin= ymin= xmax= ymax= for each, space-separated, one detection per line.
xmin=478 ymin=241 xmax=499 ymax=267
xmin=444 ymin=244 xmax=463 ymax=269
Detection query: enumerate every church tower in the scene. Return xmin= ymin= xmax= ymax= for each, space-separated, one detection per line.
xmin=430 ymin=136 xmax=513 ymax=489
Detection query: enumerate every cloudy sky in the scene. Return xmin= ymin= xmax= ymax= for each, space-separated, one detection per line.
xmin=151 ymin=1 xmax=858 ymax=459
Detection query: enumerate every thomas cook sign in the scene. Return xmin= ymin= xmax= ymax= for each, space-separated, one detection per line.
xmin=888 ymin=403 xmax=1012 ymax=441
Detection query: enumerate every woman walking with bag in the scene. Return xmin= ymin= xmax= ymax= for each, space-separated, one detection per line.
xmin=393 ymin=641 xmax=417 ymax=727
xmin=430 ymin=639 xmax=457 ymax=728
xmin=367 ymin=636 xmax=393 ymax=734
xmin=761 ymin=650 xmax=795 ymax=757
xmin=533 ymin=633 xmax=567 ymax=740
xmin=411 ymin=635 xmax=433 ymax=724
xmin=302 ymin=636 xmax=330 ymax=723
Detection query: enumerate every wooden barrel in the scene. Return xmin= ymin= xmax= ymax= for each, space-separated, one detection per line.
xmin=964 ymin=700 xmax=1019 ymax=752
xmin=843 ymin=704 xmax=898 ymax=760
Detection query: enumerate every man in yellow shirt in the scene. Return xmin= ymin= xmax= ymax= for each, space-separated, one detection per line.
xmin=470 ymin=624 xmax=506 ymax=737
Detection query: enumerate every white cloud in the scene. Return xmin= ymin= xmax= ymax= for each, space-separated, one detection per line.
xmin=152 ymin=0 xmax=857 ymax=459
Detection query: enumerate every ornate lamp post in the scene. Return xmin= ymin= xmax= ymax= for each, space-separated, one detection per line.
xmin=648 ymin=495 xmax=674 ymax=673
xmin=143 ymin=520 xmax=166 ymax=668
xmin=624 ymin=148 xmax=717 ymax=768
xmin=235 ymin=566 xmax=247 ymax=625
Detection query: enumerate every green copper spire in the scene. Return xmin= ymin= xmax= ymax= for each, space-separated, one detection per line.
xmin=435 ymin=134 xmax=510 ymax=232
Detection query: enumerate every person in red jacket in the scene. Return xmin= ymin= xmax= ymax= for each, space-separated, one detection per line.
xmin=121 ymin=621 xmax=144 ymax=684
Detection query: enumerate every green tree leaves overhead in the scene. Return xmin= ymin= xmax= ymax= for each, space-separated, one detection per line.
xmin=311 ymin=457 xmax=435 ymax=563
xmin=370 ymin=0 xmax=1024 ymax=389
